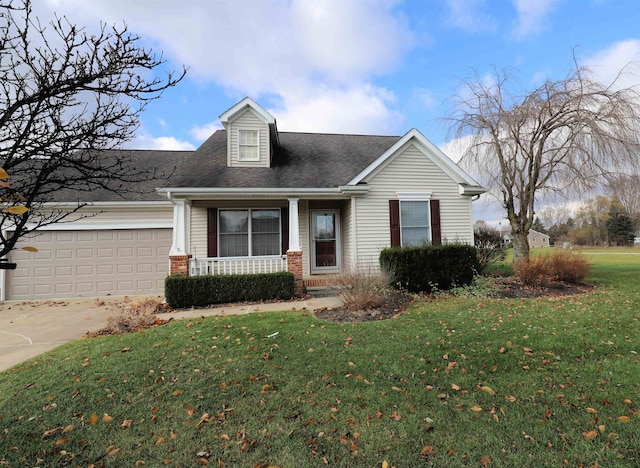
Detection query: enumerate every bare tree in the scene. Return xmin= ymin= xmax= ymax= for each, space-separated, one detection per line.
xmin=449 ymin=61 xmax=640 ymax=263
xmin=605 ymin=173 xmax=640 ymax=221
xmin=0 ymin=0 xmax=185 ymax=259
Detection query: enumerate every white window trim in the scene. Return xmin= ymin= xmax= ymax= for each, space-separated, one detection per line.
xmin=397 ymin=192 xmax=432 ymax=247
xmin=237 ymin=129 xmax=260 ymax=162
xmin=218 ymin=208 xmax=282 ymax=257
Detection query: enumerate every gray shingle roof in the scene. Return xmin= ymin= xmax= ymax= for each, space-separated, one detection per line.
xmin=51 ymin=131 xmax=401 ymax=202
xmin=168 ymin=130 xmax=400 ymax=189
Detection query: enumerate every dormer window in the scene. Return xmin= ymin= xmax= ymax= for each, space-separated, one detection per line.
xmin=238 ymin=130 xmax=259 ymax=161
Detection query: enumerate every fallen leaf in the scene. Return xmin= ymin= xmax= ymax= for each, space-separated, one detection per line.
xmin=420 ymin=446 xmax=433 ymax=457
xmin=54 ymin=438 xmax=70 ymax=446
xmin=102 ymin=414 xmax=113 ymax=422
xmin=480 ymin=385 xmax=496 ymax=396
xmin=90 ymin=413 xmax=99 ymax=425
xmin=582 ymin=430 xmax=598 ymax=440
xmin=480 ymin=455 xmax=492 ymax=467
xmin=451 ymin=384 xmax=461 ymax=391
xmin=470 ymin=406 xmax=482 ymax=412
xmin=120 ymin=419 xmax=132 ymax=428
xmin=586 ymin=407 xmax=598 ymax=414
xmin=172 ymin=389 xmax=184 ymax=396
xmin=505 ymin=395 xmax=517 ymax=403
xmin=616 ymin=416 xmax=630 ymax=423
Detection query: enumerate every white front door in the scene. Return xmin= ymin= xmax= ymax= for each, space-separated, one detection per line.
xmin=311 ymin=210 xmax=341 ymax=274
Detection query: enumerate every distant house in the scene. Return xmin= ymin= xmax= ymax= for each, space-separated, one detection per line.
xmin=5 ymin=98 xmax=486 ymax=300
xmin=500 ymin=228 xmax=550 ymax=248
xmin=528 ymin=229 xmax=550 ymax=248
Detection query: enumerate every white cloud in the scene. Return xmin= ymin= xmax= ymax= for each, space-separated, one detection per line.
xmin=510 ymin=0 xmax=560 ymax=40
xmin=444 ymin=0 xmax=496 ymax=33
xmin=271 ymin=84 xmax=403 ymax=135
xmin=125 ymin=132 xmax=195 ymax=151
xmin=189 ymin=121 xmax=223 ymax=142
xmin=39 ymin=0 xmax=413 ymax=135
xmin=584 ymin=39 xmax=640 ymax=88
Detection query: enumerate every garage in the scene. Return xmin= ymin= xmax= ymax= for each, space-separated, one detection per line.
xmin=5 ymin=228 xmax=173 ymax=300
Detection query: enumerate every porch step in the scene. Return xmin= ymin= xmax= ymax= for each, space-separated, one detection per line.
xmin=306 ymin=286 xmax=338 ymax=298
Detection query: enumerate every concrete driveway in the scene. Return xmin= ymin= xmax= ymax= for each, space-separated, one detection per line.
xmin=0 ymin=295 xmax=163 ymax=372
xmin=0 ymin=293 xmax=341 ymax=372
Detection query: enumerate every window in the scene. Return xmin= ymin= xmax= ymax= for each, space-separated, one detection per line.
xmin=219 ymin=209 xmax=280 ymax=257
xmin=238 ymin=130 xmax=259 ymax=161
xmin=400 ymin=201 xmax=430 ymax=246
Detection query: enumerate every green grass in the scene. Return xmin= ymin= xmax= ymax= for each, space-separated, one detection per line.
xmin=1 ymin=253 xmax=639 ymax=467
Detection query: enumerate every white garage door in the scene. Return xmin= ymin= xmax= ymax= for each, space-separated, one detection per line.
xmin=6 ymin=229 xmax=172 ymax=300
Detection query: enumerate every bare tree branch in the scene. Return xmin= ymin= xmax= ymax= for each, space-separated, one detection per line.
xmin=0 ymin=0 xmax=186 ymax=257
xmin=448 ymin=61 xmax=640 ymax=262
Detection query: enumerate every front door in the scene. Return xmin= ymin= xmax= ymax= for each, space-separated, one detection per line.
xmin=311 ymin=210 xmax=340 ymax=273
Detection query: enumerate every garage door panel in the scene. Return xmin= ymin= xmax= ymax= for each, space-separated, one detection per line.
xmin=7 ymin=228 xmax=172 ymax=300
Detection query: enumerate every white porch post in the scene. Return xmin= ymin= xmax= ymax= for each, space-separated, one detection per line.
xmin=170 ymin=198 xmax=189 ymax=255
xmin=287 ymin=198 xmax=301 ymax=251
xmin=287 ymin=198 xmax=304 ymax=296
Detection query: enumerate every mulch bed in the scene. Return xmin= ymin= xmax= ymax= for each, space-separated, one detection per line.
xmin=314 ymin=278 xmax=594 ymax=323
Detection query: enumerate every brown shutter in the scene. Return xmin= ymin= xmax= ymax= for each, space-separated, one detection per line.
xmin=389 ymin=200 xmax=400 ymax=247
xmin=207 ymin=208 xmax=218 ymax=257
xmin=430 ymin=199 xmax=441 ymax=245
xmin=281 ymin=206 xmax=289 ymax=254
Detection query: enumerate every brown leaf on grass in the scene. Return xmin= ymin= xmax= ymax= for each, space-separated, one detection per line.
xmin=505 ymin=395 xmax=517 ymax=403
xmin=480 ymin=455 xmax=492 ymax=467
xmin=198 ymin=413 xmax=211 ymax=426
xmin=106 ymin=446 xmax=120 ymax=456
xmin=54 ymin=438 xmax=70 ymax=446
xmin=586 ymin=407 xmax=598 ymax=414
xmin=582 ymin=430 xmax=598 ymax=440
xmin=470 ymin=406 xmax=482 ymax=412
xmin=480 ymin=385 xmax=496 ymax=396
xmin=390 ymin=411 xmax=401 ymax=421
xmin=451 ymin=384 xmax=461 ymax=391
xmin=89 ymin=413 xmax=99 ymax=425
xmin=102 ymin=414 xmax=113 ymax=422
xmin=120 ymin=419 xmax=132 ymax=428
xmin=420 ymin=445 xmax=434 ymax=457
xmin=43 ymin=426 xmax=63 ymax=438
xmin=172 ymin=389 xmax=184 ymax=396
xmin=154 ymin=436 xmax=165 ymax=445
xmin=63 ymin=424 xmax=74 ymax=433
xmin=616 ymin=416 xmax=630 ymax=422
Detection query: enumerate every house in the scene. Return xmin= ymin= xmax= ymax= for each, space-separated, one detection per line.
xmin=499 ymin=227 xmax=550 ymax=248
xmin=528 ymin=229 xmax=550 ymax=248
xmin=3 ymin=98 xmax=485 ymax=300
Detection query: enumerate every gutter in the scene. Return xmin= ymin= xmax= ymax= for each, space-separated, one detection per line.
xmin=158 ymin=185 xmax=370 ymax=199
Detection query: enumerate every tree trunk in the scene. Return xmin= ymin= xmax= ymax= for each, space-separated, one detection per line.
xmin=512 ymin=230 xmax=530 ymax=264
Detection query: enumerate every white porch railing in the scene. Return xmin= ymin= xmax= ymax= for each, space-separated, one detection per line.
xmin=189 ymin=255 xmax=288 ymax=276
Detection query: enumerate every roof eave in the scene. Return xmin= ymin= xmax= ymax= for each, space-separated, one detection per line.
xmin=158 ymin=186 xmax=370 ymax=200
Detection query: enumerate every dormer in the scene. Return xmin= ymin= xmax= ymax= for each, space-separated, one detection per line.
xmin=219 ymin=97 xmax=280 ymax=168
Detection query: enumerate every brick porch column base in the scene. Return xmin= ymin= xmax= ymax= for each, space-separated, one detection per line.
xmin=287 ymin=250 xmax=305 ymax=297
xmin=170 ymin=254 xmax=192 ymax=276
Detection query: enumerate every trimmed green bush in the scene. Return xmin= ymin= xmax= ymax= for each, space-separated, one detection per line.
xmin=380 ymin=244 xmax=479 ymax=293
xmin=165 ymin=272 xmax=295 ymax=309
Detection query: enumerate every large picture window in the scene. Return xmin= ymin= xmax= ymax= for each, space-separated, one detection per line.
xmin=238 ymin=130 xmax=259 ymax=161
xmin=219 ymin=209 xmax=280 ymax=257
xmin=400 ymin=200 xmax=430 ymax=246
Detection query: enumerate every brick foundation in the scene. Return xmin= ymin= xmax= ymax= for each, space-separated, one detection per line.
xmin=287 ymin=250 xmax=305 ymax=296
xmin=170 ymin=254 xmax=192 ymax=276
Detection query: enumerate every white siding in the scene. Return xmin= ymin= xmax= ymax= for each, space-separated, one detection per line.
xmin=341 ymin=199 xmax=354 ymax=270
xmin=228 ymin=108 xmax=270 ymax=167
xmin=355 ymin=142 xmax=474 ymax=266
xmin=32 ymin=204 xmax=173 ymax=229
xmin=299 ymin=200 xmax=310 ymax=277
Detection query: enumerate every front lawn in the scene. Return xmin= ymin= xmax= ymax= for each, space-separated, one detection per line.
xmin=1 ymin=253 xmax=638 ymax=467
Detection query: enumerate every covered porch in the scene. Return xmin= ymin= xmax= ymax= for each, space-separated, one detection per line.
xmin=162 ymin=187 xmax=368 ymax=295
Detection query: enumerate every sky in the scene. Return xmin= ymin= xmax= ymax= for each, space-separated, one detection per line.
xmin=32 ymin=0 xmax=640 ymax=221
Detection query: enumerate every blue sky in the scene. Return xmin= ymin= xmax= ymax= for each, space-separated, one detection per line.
xmin=36 ymin=0 xmax=640 ymax=220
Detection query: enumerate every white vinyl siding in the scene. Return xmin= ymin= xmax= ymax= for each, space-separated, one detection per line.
xmin=354 ymin=142 xmax=474 ymax=266
xmin=227 ymin=108 xmax=270 ymax=167
xmin=341 ymin=199 xmax=354 ymax=271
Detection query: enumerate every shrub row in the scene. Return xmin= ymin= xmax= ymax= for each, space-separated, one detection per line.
xmin=165 ymin=272 xmax=295 ymax=309
xmin=380 ymin=244 xmax=479 ymax=293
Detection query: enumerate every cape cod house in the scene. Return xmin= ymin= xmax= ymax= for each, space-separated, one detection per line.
xmin=3 ymin=98 xmax=485 ymax=300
